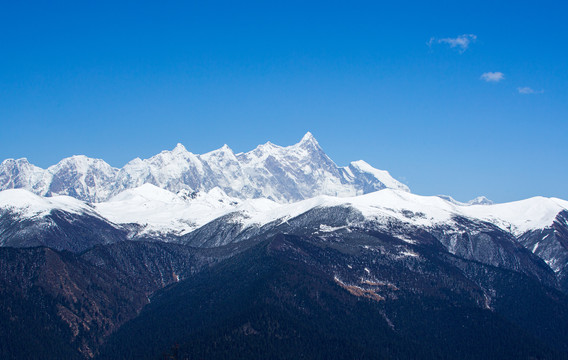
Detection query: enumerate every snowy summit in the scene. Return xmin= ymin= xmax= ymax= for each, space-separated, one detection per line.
xmin=0 ymin=132 xmax=409 ymax=203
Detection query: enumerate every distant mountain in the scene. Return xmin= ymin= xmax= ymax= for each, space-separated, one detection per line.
xmin=468 ymin=195 xmax=493 ymax=205
xmin=436 ymin=195 xmax=493 ymax=206
xmin=0 ymin=132 xmax=409 ymax=203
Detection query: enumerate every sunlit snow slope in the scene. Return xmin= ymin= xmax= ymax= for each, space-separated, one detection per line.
xmin=2 ymin=186 xmax=566 ymax=242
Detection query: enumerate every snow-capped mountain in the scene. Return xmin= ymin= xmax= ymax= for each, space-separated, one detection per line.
xmin=2 ymin=185 xmax=567 ymax=246
xmin=468 ymin=196 xmax=493 ymax=205
xmin=3 ymin=184 xmax=568 ymax=289
xmin=3 ymin=136 xmax=568 ymax=359
xmin=0 ymin=132 xmax=409 ymax=203
xmin=94 ymin=184 xmax=279 ymax=238
xmin=0 ymin=156 xmax=119 ymax=203
xmin=0 ymin=189 xmax=127 ymax=252
xmin=2 ymin=132 xmax=568 ymax=295
xmin=436 ymin=194 xmax=494 ymax=206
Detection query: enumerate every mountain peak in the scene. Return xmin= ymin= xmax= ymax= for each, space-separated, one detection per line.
xmin=64 ymin=155 xmax=101 ymax=164
xmin=203 ymin=144 xmax=236 ymax=159
xmin=0 ymin=134 xmax=409 ymax=203
xmin=172 ymin=143 xmax=187 ymax=153
xmin=298 ymin=132 xmax=319 ymax=147
xmin=52 ymin=155 xmax=115 ymax=170
xmin=468 ymin=196 xmax=493 ymax=205
xmin=1 ymin=158 xmax=31 ymax=166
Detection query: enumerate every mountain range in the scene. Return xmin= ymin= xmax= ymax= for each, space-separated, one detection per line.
xmin=0 ymin=132 xmax=408 ymax=203
xmin=1 ymin=133 xmax=568 ymax=359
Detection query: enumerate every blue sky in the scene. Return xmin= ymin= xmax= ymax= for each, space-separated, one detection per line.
xmin=1 ymin=1 xmax=567 ymax=202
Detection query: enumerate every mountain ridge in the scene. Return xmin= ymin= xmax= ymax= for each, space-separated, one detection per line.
xmin=2 ymin=185 xmax=568 ymax=292
xmin=0 ymin=132 xmax=409 ymax=203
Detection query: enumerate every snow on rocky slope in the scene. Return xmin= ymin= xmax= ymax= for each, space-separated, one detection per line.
xmin=0 ymin=189 xmax=127 ymax=251
xmin=0 ymin=188 xmax=98 ymax=218
xmin=94 ymin=184 xmax=280 ymax=237
xmin=225 ymin=189 xmax=568 ymax=236
xmin=2 ymin=184 xmax=566 ymax=243
xmin=462 ymin=196 xmax=568 ymax=236
xmin=2 ymin=183 xmax=568 ymax=288
xmin=0 ymin=132 xmax=409 ymax=203
xmin=1 ymin=132 xmax=567 ymax=284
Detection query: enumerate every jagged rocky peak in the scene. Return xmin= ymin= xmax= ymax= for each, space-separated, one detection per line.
xmin=202 ymin=144 xmax=236 ymax=159
xmin=0 ymin=158 xmax=42 ymax=174
xmin=172 ymin=142 xmax=188 ymax=153
xmin=1 ymin=157 xmax=30 ymax=167
xmin=0 ymin=158 xmax=48 ymax=192
xmin=0 ymin=132 xmax=409 ymax=203
xmin=219 ymin=144 xmax=232 ymax=151
xmin=151 ymin=143 xmax=198 ymax=163
xmin=298 ymin=131 xmax=320 ymax=147
xmin=293 ymin=132 xmax=327 ymax=158
xmin=245 ymin=141 xmax=278 ymax=158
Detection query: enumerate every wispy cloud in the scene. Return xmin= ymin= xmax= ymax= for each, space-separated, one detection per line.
xmin=480 ymin=72 xmax=504 ymax=82
xmin=517 ymin=87 xmax=544 ymax=94
xmin=428 ymin=34 xmax=477 ymax=53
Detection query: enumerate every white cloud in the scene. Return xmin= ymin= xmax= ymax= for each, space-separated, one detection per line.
xmin=517 ymin=87 xmax=544 ymax=94
xmin=428 ymin=34 xmax=477 ymax=53
xmin=481 ymin=72 xmax=505 ymax=82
